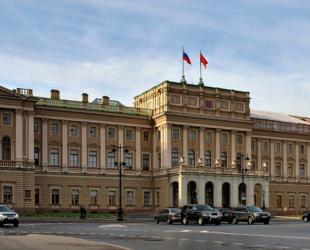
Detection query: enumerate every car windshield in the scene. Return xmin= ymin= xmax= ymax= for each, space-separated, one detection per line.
xmin=197 ymin=205 xmax=212 ymax=211
xmin=0 ymin=206 xmax=12 ymax=212
xmin=247 ymin=206 xmax=263 ymax=212
xmin=170 ymin=209 xmax=181 ymax=213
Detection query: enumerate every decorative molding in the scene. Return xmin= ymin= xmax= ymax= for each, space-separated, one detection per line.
xmin=171 ymin=94 xmax=181 ymax=104
xmin=300 ymin=158 xmax=308 ymax=163
xmin=251 ymin=154 xmax=257 ymax=159
xmin=262 ymin=155 xmax=271 ymax=160
xmin=235 ymin=102 xmax=244 ymax=112
xmin=87 ymin=143 xmax=100 ymax=149
xmin=188 ymin=97 xmax=198 ymax=106
xmin=62 ymin=120 xmax=68 ymax=124
xmin=287 ymin=157 xmax=296 ymax=162
xmin=274 ymin=156 xmax=283 ymax=161
xmin=220 ymin=101 xmax=229 ymax=110
xmin=48 ymin=140 xmax=62 ymax=146
xmin=28 ymin=111 xmax=35 ymax=116
xmin=141 ymin=147 xmax=152 ymax=152
xmin=82 ymin=122 xmax=87 ymax=126
xmin=68 ymin=141 xmax=82 ymax=147
xmin=42 ymin=118 xmax=48 ymax=123
xmin=100 ymin=123 xmax=106 ymax=128
xmin=136 ymin=127 xmax=141 ymax=131
xmin=34 ymin=139 xmax=42 ymax=145
xmin=15 ymin=109 xmax=23 ymax=114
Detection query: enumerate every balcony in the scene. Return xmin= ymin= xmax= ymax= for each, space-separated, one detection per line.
xmin=0 ymin=160 xmax=17 ymax=167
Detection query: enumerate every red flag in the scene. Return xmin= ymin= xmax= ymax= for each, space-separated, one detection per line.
xmin=200 ymin=53 xmax=208 ymax=68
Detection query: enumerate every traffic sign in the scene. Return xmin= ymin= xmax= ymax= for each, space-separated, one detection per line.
xmin=241 ymin=192 xmax=246 ymax=197
xmin=241 ymin=197 xmax=246 ymax=200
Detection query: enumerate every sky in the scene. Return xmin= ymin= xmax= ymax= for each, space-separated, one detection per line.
xmin=0 ymin=0 xmax=310 ymax=116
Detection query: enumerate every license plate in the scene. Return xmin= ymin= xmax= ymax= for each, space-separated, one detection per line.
xmin=262 ymin=216 xmax=267 ymax=218
xmin=224 ymin=214 xmax=229 ymax=216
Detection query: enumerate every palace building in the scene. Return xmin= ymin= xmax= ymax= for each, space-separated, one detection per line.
xmin=0 ymin=82 xmax=309 ymax=215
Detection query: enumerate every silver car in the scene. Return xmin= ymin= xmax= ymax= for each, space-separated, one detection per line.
xmin=0 ymin=205 xmax=19 ymax=227
xmin=155 ymin=208 xmax=182 ymax=224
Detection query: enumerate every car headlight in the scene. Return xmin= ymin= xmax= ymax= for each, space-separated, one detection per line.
xmin=202 ymin=213 xmax=207 ymax=216
xmin=15 ymin=214 xmax=19 ymax=218
xmin=253 ymin=213 xmax=259 ymax=217
xmin=0 ymin=214 xmax=4 ymax=218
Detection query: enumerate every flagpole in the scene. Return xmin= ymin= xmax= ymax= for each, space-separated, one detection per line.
xmin=198 ymin=49 xmax=204 ymax=86
xmin=200 ymin=50 xmax=202 ymax=79
xmin=180 ymin=47 xmax=186 ymax=84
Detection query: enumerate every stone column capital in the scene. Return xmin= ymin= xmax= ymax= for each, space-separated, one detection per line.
xmin=118 ymin=125 xmax=124 ymax=129
xmin=183 ymin=125 xmax=189 ymax=130
xmin=216 ymin=128 xmax=222 ymax=133
xmin=15 ymin=109 xmax=23 ymax=114
xmin=42 ymin=118 xmax=48 ymax=123
xmin=200 ymin=127 xmax=205 ymax=131
xmin=246 ymin=131 xmax=252 ymax=136
xmin=100 ymin=123 xmax=106 ymax=128
xmin=82 ymin=122 xmax=87 ymax=126
xmin=231 ymin=130 xmax=237 ymax=134
xmin=28 ymin=111 xmax=35 ymax=116
xmin=136 ymin=127 xmax=141 ymax=131
xmin=62 ymin=120 xmax=68 ymax=124
xmin=296 ymin=141 xmax=300 ymax=145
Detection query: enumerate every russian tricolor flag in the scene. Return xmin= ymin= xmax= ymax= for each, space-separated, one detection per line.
xmin=183 ymin=50 xmax=192 ymax=65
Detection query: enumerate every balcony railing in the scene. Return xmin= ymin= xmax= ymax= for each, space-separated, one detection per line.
xmin=36 ymin=98 xmax=153 ymax=116
xmin=0 ymin=161 xmax=16 ymax=167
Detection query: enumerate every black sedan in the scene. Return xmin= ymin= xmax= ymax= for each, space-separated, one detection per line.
xmin=155 ymin=208 xmax=182 ymax=224
xmin=302 ymin=211 xmax=310 ymax=222
xmin=214 ymin=208 xmax=233 ymax=224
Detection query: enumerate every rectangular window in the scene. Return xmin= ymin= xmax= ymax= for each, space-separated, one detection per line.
xmin=300 ymin=164 xmax=305 ymax=178
xmin=71 ymin=125 xmax=78 ymax=136
xmin=222 ymin=133 xmax=227 ymax=143
xmin=237 ymin=135 xmax=242 ymax=144
xmin=275 ymin=163 xmax=281 ymax=176
xmin=158 ymin=154 xmax=161 ymax=168
xmin=143 ymin=154 xmax=150 ymax=170
xmin=126 ymin=130 xmax=132 ymax=140
xmin=288 ymin=144 xmax=293 ymax=153
xmin=3 ymin=186 xmax=12 ymax=203
xmin=125 ymin=153 xmax=133 ymax=169
xmin=51 ymin=124 xmax=58 ymax=134
xmin=70 ymin=150 xmax=78 ymax=167
xmin=288 ymin=163 xmax=293 ymax=177
xmin=50 ymin=148 xmax=59 ymax=166
xmin=156 ymin=191 xmax=160 ymax=205
xmin=144 ymin=192 xmax=151 ymax=205
xmin=35 ymin=189 xmax=40 ymax=204
xmin=158 ymin=131 xmax=161 ymax=141
xmin=89 ymin=151 xmax=97 ymax=168
xmin=276 ymin=195 xmax=282 ymax=208
xmin=275 ymin=143 xmax=280 ymax=152
xmin=289 ymin=195 xmax=294 ymax=207
xmin=51 ymin=189 xmax=59 ymax=204
xmin=90 ymin=127 xmax=97 ymax=137
xmin=34 ymin=122 xmax=38 ymax=133
xmin=262 ymin=142 xmax=268 ymax=151
xmin=143 ymin=131 xmax=149 ymax=141
xmin=301 ymin=145 xmax=305 ymax=154
xmin=108 ymin=152 xmax=115 ymax=168
xmin=25 ymin=190 xmax=31 ymax=198
xmin=127 ymin=191 xmax=134 ymax=205
xmin=3 ymin=113 xmax=11 ymax=125
xmin=34 ymin=147 xmax=39 ymax=165
xmin=90 ymin=190 xmax=98 ymax=205
xmin=173 ymin=129 xmax=179 ymax=139
xmin=206 ymin=132 xmax=212 ymax=142
xmin=109 ymin=191 xmax=116 ymax=205
xmin=190 ymin=130 xmax=196 ymax=141
xmin=71 ymin=190 xmax=79 ymax=204
xmin=251 ymin=141 xmax=255 ymax=150
xmin=108 ymin=128 xmax=115 ymax=139
xmin=301 ymin=196 xmax=306 ymax=207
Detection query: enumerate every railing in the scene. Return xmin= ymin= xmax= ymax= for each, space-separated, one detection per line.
xmin=252 ymin=118 xmax=310 ymax=134
xmin=0 ymin=161 xmax=16 ymax=167
xmin=36 ymin=98 xmax=153 ymax=116
xmin=16 ymin=88 xmax=33 ymax=96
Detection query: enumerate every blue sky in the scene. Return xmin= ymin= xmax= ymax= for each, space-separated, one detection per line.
xmin=1 ymin=0 xmax=310 ymax=116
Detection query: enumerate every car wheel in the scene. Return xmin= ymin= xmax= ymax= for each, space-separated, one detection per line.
xmin=303 ymin=217 xmax=308 ymax=222
xmin=264 ymin=220 xmax=270 ymax=225
xmin=13 ymin=222 xmax=19 ymax=227
xmin=248 ymin=216 xmax=254 ymax=225
xmin=232 ymin=217 xmax=238 ymax=224
xmin=155 ymin=218 xmax=159 ymax=224
xmin=215 ymin=219 xmax=221 ymax=226
xmin=198 ymin=216 xmax=204 ymax=225
xmin=167 ymin=218 xmax=172 ymax=224
xmin=182 ymin=216 xmax=188 ymax=225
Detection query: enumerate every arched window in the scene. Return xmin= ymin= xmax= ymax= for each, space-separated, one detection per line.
xmin=171 ymin=149 xmax=179 ymax=167
xmin=221 ymin=152 xmax=227 ymax=168
xmin=205 ymin=151 xmax=211 ymax=167
xmin=2 ymin=137 xmax=11 ymax=160
xmin=188 ymin=150 xmax=195 ymax=166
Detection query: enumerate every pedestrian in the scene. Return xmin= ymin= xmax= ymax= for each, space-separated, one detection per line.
xmin=83 ymin=205 xmax=87 ymax=220
xmin=80 ymin=205 xmax=83 ymax=219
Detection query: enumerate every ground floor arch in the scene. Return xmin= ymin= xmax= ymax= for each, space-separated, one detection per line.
xmin=254 ymin=183 xmax=263 ymax=208
xmin=222 ymin=182 xmax=230 ymax=208
xmin=205 ymin=182 xmax=213 ymax=206
xmin=238 ymin=183 xmax=247 ymax=205
xmin=187 ymin=181 xmax=197 ymax=204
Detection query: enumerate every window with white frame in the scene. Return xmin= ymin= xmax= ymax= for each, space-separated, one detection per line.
xmin=3 ymin=186 xmax=12 ymax=203
xmin=127 ymin=191 xmax=134 ymax=205
xmin=34 ymin=122 xmax=39 ymax=133
xmin=89 ymin=151 xmax=97 ymax=167
xmin=173 ymin=129 xmax=179 ymax=139
xmin=108 ymin=152 xmax=115 ymax=168
xmin=275 ymin=143 xmax=280 ymax=152
xmin=51 ymin=123 xmax=58 ymax=134
xmin=71 ymin=125 xmax=78 ymax=136
xmin=288 ymin=144 xmax=293 ymax=153
xmin=172 ymin=149 xmax=179 ymax=167
xmin=108 ymin=128 xmax=115 ymax=139
xmin=50 ymin=148 xmax=59 ymax=166
xmin=188 ymin=150 xmax=195 ymax=166
xmin=144 ymin=192 xmax=151 ymax=205
xmin=3 ymin=113 xmax=11 ymax=125
xmin=190 ymin=130 xmax=196 ymax=141
xmin=237 ymin=135 xmax=242 ymax=144
xmin=143 ymin=154 xmax=150 ymax=170
xmin=289 ymin=195 xmax=294 ymax=207
xmin=206 ymin=132 xmax=212 ymax=142
xmin=90 ymin=190 xmax=98 ymax=205
xmin=51 ymin=189 xmax=59 ymax=204
xmin=126 ymin=130 xmax=132 ymax=140
xmin=70 ymin=150 xmax=78 ymax=167
xmin=109 ymin=191 xmax=116 ymax=205
xmin=205 ymin=151 xmax=211 ymax=167
xmin=125 ymin=153 xmax=133 ymax=169
xmin=71 ymin=190 xmax=79 ymax=204
xmin=222 ymin=133 xmax=227 ymax=143
xmin=300 ymin=164 xmax=305 ymax=178
xmin=90 ymin=127 xmax=97 ymax=137
xmin=143 ymin=131 xmax=149 ymax=141
xmin=262 ymin=142 xmax=268 ymax=151
xmin=301 ymin=195 xmax=306 ymax=207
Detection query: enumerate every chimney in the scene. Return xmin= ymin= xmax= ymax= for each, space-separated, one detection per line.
xmin=50 ymin=89 xmax=60 ymax=99
xmin=82 ymin=93 xmax=88 ymax=103
xmin=102 ymin=96 xmax=110 ymax=105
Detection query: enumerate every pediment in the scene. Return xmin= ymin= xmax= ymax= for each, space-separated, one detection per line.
xmin=274 ymin=156 xmax=283 ymax=161
xmin=68 ymin=141 xmax=81 ymax=147
xmin=87 ymin=143 xmax=100 ymax=149
xmin=48 ymin=140 xmax=62 ymax=146
xmin=262 ymin=155 xmax=271 ymax=160
xmin=142 ymin=147 xmax=152 ymax=152
xmin=251 ymin=154 xmax=257 ymax=160
xmin=126 ymin=145 xmax=136 ymax=151
xmin=300 ymin=158 xmax=308 ymax=163
xmin=106 ymin=144 xmax=117 ymax=149
xmin=34 ymin=139 xmax=42 ymax=145
xmin=287 ymin=157 xmax=295 ymax=162
xmin=0 ymin=86 xmax=27 ymax=100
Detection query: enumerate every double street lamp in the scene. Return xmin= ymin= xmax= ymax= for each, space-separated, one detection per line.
xmin=111 ymin=145 xmax=129 ymax=221
xmin=237 ymin=153 xmax=250 ymax=205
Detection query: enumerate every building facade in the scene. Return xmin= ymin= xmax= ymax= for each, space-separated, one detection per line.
xmin=0 ymin=82 xmax=309 ymax=215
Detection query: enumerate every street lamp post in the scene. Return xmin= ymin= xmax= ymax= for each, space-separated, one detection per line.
xmin=262 ymin=190 xmax=266 ymax=211
xmin=111 ymin=145 xmax=129 ymax=221
xmin=237 ymin=153 xmax=250 ymax=205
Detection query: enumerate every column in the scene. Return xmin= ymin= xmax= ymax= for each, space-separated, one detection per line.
xmin=283 ymin=140 xmax=287 ymax=181
xmin=152 ymin=127 xmax=157 ymax=170
xmin=62 ymin=120 xmax=68 ymax=171
xmin=307 ymin=143 xmax=310 ymax=182
xmin=197 ymin=175 xmax=205 ymax=204
xmin=257 ymin=138 xmax=262 ymax=170
xmin=295 ymin=142 xmax=299 ymax=180
xmin=215 ymin=128 xmax=221 ymax=162
xmin=100 ymin=124 xmax=106 ymax=173
xmin=166 ymin=124 xmax=172 ymax=168
xmin=231 ymin=130 xmax=236 ymax=164
xmin=136 ymin=127 xmax=141 ymax=174
xmin=179 ymin=174 xmax=188 ymax=206
xmin=160 ymin=126 xmax=164 ymax=170
xmin=270 ymin=139 xmax=275 ymax=180
xmin=247 ymin=177 xmax=255 ymax=206
xmin=42 ymin=118 xmax=48 ymax=170
xmin=246 ymin=132 xmax=251 ymax=158
xmin=118 ymin=125 xmax=124 ymax=147
xmin=199 ymin=127 xmax=205 ymax=160
xmin=182 ymin=126 xmax=189 ymax=165
xmin=264 ymin=180 xmax=270 ymax=208
xmin=81 ymin=122 xmax=87 ymax=172
xmin=28 ymin=111 xmax=35 ymax=167
xmin=231 ymin=177 xmax=239 ymax=207
xmin=15 ymin=109 xmax=23 ymax=163
xmin=214 ymin=177 xmax=222 ymax=207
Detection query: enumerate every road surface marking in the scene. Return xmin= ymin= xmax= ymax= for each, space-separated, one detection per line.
xmin=253 ymin=245 xmax=266 ymax=247
xmin=180 ymin=239 xmax=189 ymax=241
xmin=276 ymin=247 xmax=289 ymax=249
xmin=214 ymin=241 xmax=224 ymax=244
xmin=196 ymin=240 xmax=206 ymax=242
xmin=166 ymin=238 xmax=174 ymax=240
xmin=181 ymin=230 xmax=191 ymax=232
xmin=232 ymin=243 xmax=244 ymax=246
xmin=44 ymin=232 xmax=52 ymax=234
xmin=119 ymin=235 xmax=125 ymax=236
xmin=140 ymin=236 xmax=147 ymax=237
xmin=200 ymin=230 xmax=209 ymax=233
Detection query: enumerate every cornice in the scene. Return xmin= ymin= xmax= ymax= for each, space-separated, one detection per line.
xmin=253 ymin=128 xmax=310 ymax=137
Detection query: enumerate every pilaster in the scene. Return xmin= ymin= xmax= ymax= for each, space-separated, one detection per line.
xmin=283 ymin=140 xmax=287 ymax=181
xmin=270 ymin=139 xmax=275 ymax=180
xmin=199 ymin=127 xmax=205 ymax=160
xmin=42 ymin=118 xmax=48 ymax=170
xmin=61 ymin=120 xmax=68 ymax=172
xmin=231 ymin=130 xmax=236 ymax=164
xmin=215 ymin=128 xmax=221 ymax=161
xmin=295 ymin=142 xmax=300 ymax=181
xmin=15 ymin=109 xmax=23 ymax=163
xmin=81 ymin=122 xmax=87 ymax=172
xmin=257 ymin=138 xmax=262 ymax=170
xmin=182 ymin=125 xmax=189 ymax=165
xmin=166 ymin=123 xmax=172 ymax=168
xmin=27 ymin=111 xmax=35 ymax=167
xmin=136 ymin=127 xmax=141 ymax=174
xmin=307 ymin=143 xmax=310 ymax=182
xmin=100 ymin=124 xmax=106 ymax=173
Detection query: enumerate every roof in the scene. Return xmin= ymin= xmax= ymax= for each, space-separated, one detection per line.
xmin=250 ymin=110 xmax=310 ymax=125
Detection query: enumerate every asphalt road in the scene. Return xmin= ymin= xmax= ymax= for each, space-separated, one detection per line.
xmin=1 ymin=219 xmax=310 ymax=250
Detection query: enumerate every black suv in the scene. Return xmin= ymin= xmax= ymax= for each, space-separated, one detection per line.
xmin=232 ymin=205 xmax=271 ymax=225
xmin=181 ymin=204 xmax=221 ymax=225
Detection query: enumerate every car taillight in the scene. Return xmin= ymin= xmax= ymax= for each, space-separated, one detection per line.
xmin=172 ymin=214 xmax=178 ymax=217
